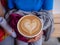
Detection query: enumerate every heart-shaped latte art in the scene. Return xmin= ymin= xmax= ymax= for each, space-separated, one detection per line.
xmin=17 ymin=15 xmax=42 ymax=37
xmin=23 ymin=19 xmax=37 ymax=34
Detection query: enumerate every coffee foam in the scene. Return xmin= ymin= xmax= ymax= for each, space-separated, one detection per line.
xmin=17 ymin=15 xmax=43 ymax=38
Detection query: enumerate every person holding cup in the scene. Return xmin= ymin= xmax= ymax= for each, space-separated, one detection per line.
xmin=6 ymin=0 xmax=54 ymax=45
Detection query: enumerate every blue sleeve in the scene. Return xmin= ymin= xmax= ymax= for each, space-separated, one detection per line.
xmin=8 ymin=0 xmax=14 ymax=9
xmin=42 ymin=0 xmax=53 ymax=10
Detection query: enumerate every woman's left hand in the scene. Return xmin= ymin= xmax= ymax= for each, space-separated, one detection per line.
xmin=28 ymin=30 xmax=43 ymax=42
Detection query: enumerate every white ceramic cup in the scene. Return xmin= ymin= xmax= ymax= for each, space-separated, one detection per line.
xmin=17 ymin=14 xmax=43 ymax=38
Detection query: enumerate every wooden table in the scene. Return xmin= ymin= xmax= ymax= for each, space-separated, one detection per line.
xmin=51 ymin=14 xmax=60 ymax=37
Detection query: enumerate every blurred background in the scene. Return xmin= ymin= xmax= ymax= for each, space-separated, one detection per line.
xmin=53 ymin=0 xmax=60 ymax=14
xmin=52 ymin=0 xmax=60 ymax=38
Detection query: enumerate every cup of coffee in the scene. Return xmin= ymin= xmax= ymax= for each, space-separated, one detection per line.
xmin=17 ymin=14 xmax=43 ymax=38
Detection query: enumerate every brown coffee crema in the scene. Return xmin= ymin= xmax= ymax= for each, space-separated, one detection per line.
xmin=17 ymin=15 xmax=42 ymax=37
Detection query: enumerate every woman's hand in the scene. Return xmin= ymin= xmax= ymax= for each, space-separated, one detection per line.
xmin=28 ymin=30 xmax=43 ymax=42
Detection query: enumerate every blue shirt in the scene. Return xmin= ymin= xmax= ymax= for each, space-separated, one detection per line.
xmin=8 ymin=0 xmax=53 ymax=11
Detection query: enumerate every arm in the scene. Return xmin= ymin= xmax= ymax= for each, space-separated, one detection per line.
xmin=42 ymin=10 xmax=54 ymax=41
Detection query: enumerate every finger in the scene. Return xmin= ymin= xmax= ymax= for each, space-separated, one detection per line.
xmin=28 ymin=31 xmax=43 ymax=42
xmin=34 ymin=31 xmax=43 ymax=40
xmin=39 ymin=30 xmax=43 ymax=35
xmin=28 ymin=39 xmax=34 ymax=42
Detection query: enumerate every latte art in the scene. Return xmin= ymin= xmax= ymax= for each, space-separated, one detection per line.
xmin=21 ymin=19 xmax=38 ymax=34
xmin=17 ymin=15 xmax=42 ymax=38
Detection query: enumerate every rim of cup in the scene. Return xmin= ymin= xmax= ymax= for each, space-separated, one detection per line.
xmin=17 ymin=15 xmax=43 ymax=38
